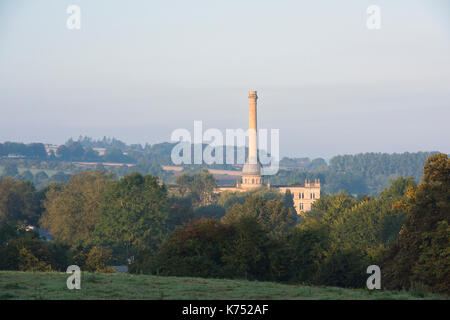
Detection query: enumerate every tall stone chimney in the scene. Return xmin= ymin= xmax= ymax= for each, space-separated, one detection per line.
xmin=248 ymin=90 xmax=258 ymax=166
xmin=241 ymin=90 xmax=262 ymax=188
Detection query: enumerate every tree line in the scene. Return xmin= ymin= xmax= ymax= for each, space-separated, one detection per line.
xmin=0 ymin=154 xmax=448 ymax=294
xmin=1 ymin=136 xmax=439 ymax=196
xmin=272 ymin=151 xmax=438 ymax=195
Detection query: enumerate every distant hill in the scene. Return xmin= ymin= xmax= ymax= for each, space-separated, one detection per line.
xmin=0 ymin=136 xmax=442 ymax=195
xmin=270 ymin=151 xmax=440 ymax=195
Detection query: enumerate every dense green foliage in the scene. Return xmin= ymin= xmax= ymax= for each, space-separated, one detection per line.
xmin=0 ymin=224 xmax=113 ymax=272
xmin=0 ymin=177 xmax=42 ymax=225
xmin=382 ymin=154 xmax=450 ymax=294
xmin=0 ymin=152 xmax=448 ymax=295
xmin=174 ymin=169 xmax=217 ymax=208
xmin=222 ymin=195 xmax=297 ymax=237
xmin=94 ymin=173 xmax=170 ymax=262
xmin=1 ymin=134 xmax=438 ymax=195
xmin=130 ymin=173 xmax=435 ymax=290
xmin=272 ymin=151 xmax=437 ymax=195
xmin=307 ymin=177 xmax=416 ymax=249
xmin=39 ymin=171 xmax=114 ymax=246
xmin=0 ymin=142 xmax=47 ymax=159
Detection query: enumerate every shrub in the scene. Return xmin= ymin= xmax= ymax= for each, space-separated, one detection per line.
xmin=315 ymin=247 xmax=370 ymax=288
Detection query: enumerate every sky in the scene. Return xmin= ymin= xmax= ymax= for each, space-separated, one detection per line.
xmin=0 ymin=0 xmax=449 ymax=159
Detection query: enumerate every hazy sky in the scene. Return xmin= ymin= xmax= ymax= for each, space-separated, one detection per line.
xmin=0 ymin=0 xmax=449 ymax=159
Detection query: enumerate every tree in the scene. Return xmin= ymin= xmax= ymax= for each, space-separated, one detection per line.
xmin=34 ymin=171 xmax=49 ymax=185
xmin=40 ymin=171 xmax=113 ymax=246
xmin=315 ymin=247 xmax=371 ymax=288
xmin=0 ymin=177 xmax=40 ymax=225
xmin=380 ymin=177 xmax=416 ymax=201
xmin=383 ymin=153 xmax=450 ymax=294
xmin=306 ymin=191 xmax=357 ymax=225
xmin=16 ymin=170 xmax=34 ymax=182
xmin=175 ymin=169 xmax=217 ymax=208
xmin=221 ymin=215 xmax=271 ymax=280
xmin=133 ymin=218 xmax=231 ymax=277
xmin=50 ymin=171 xmax=71 ymax=184
xmin=195 ymin=204 xmax=226 ymax=220
xmin=94 ymin=173 xmax=170 ymax=262
xmin=2 ymin=163 xmax=19 ymax=177
xmin=284 ymin=220 xmax=331 ymax=283
xmin=222 ymin=195 xmax=297 ymax=237
xmin=167 ymin=196 xmax=196 ymax=230
xmin=85 ymin=246 xmax=115 ymax=272
xmin=217 ymin=187 xmax=284 ymax=211
xmin=104 ymin=147 xmax=131 ymax=163
xmin=307 ymin=178 xmax=413 ymax=249
xmin=57 ymin=142 xmax=85 ymax=161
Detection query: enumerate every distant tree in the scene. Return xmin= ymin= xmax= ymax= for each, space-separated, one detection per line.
xmin=40 ymin=171 xmax=114 ymax=246
xmin=50 ymin=171 xmax=71 ymax=184
xmin=324 ymin=171 xmax=368 ymax=195
xmin=167 ymin=196 xmax=195 ymax=230
xmin=380 ymin=177 xmax=416 ymax=201
xmin=0 ymin=142 xmax=46 ymax=159
xmin=57 ymin=142 xmax=85 ymax=161
xmin=95 ymin=163 xmax=106 ymax=171
xmin=48 ymin=150 xmax=56 ymax=160
xmin=0 ymin=178 xmax=40 ymax=225
xmin=222 ymin=195 xmax=297 ymax=237
xmin=83 ymin=147 xmax=101 ymax=162
xmin=2 ymin=163 xmax=19 ymax=177
xmin=307 ymin=178 xmax=413 ymax=249
xmin=216 ymin=187 xmax=284 ymax=210
xmin=279 ymin=157 xmax=311 ymax=169
xmin=308 ymin=191 xmax=358 ymax=225
xmin=175 ymin=169 xmax=217 ymax=208
xmin=104 ymin=148 xmax=132 ymax=163
xmin=16 ymin=170 xmax=34 ymax=182
xmin=34 ymin=171 xmax=49 ymax=184
xmin=195 ymin=204 xmax=226 ymax=220
xmin=283 ymin=189 xmax=295 ymax=212
xmin=26 ymin=143 xmax=47 ymax=159
xmin=309 ymin=158 xmax=327 ymax=170
xmin=94 ymin=173 xmax=170 ymax=261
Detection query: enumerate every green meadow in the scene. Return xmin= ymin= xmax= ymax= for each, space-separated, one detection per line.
xmin=0 ymin=271 xmax=446 ymax=300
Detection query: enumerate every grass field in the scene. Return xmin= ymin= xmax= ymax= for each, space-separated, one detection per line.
xmin=0 ymin=271 xmax=446 ymax=300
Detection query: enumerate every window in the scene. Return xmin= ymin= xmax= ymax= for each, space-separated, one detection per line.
xmin=300 ymin=203 xmax=304 ymax=210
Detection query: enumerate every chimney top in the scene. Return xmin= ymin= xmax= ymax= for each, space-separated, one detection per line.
xmin=248 ymin=90 xmax=258 ymax=99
